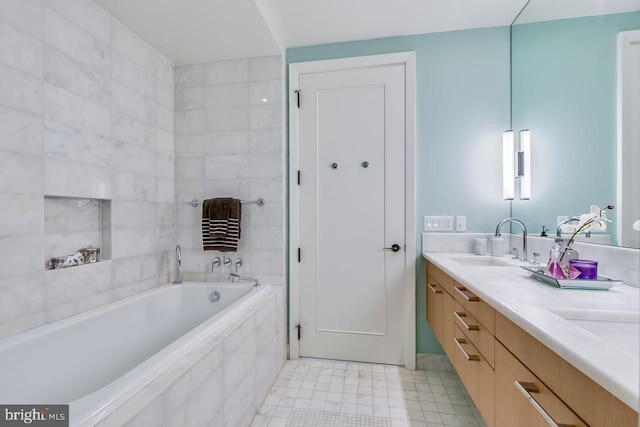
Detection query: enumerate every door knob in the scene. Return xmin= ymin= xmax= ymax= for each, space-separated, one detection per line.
xmin=383 ymin=244 xmax=401 ymax=252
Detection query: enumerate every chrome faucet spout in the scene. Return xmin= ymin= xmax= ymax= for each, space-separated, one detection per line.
xmin=556 ymin=218 xmax=580 ymax=238
xmin=495 ymin=218 xmax=528 ymax=261
xmin=227 ymin=273 xmax=260 ymax=287
xmin=173 ymin=245 xmax=182 ymax=284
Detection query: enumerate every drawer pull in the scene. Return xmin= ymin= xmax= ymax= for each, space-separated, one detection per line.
xmin=427 ymin=283 xmax=441 ymax=294
xmin=453 ymin=337 xmax=480 ymax=361
xmin=454 ymin=286 xmax=479 ymax=302
xmin=514 ymin=381 xmax=576 ymax=427
xmin=454 ymin=311 xmax=479 ymax=331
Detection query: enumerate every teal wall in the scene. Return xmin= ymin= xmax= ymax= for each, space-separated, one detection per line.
xmin=287 ymin=27 xmax=511 ymax=354
xmin=511 ymin=12 xmax=640 ymax=243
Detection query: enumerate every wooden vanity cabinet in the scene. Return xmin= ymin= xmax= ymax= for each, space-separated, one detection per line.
xmin=426 ymin=262 xmax=496 ymax=426
xmin=426 ymin=264 xmax=455 ymax=361
xmin=495 ymin=311 xmax=638 ymax=427
xmin=424 ymin=260 xmax=639 ymax=427
xmin=495 ymin=341 xmax=587 ymax=427
xmin=453 ymin=324 xmax=495 ymax=424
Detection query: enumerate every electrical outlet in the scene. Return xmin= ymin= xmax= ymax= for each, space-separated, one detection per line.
xmin=424 ymin=216 xmax=453 ymax=231
xmin=456 ymin=216 xmax=466 ymax=232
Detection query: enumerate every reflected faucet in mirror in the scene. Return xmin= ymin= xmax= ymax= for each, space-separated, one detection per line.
xmin=556 ymin=218 xmax=579 ymax=238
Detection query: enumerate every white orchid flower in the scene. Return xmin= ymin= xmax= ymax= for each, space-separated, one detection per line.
xmin=577 ymin=207 xmax=612 ymax=232
xmin=554 ymin=205 xmax=615 ymax=267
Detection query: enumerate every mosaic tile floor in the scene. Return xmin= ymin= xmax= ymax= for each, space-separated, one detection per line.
xmin=250 ymin=358 xmax=487 ymax=427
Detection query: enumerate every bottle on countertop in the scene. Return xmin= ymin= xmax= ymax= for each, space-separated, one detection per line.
xmin=490 ymin=236 xmax=505 ymax=257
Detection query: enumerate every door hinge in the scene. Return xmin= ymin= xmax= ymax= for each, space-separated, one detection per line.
xmin=295 ymin=323 xmax=301 ymax=340
xmin=297 ymin=247 xmax=301 ymax=263
xmin=297 ymin=170 xmax=301 ymax=185
xmin=294 ymin=90 xmax=301 ymax=108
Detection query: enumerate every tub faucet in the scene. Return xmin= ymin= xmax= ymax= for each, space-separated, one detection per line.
xmin=173 ymin=245 xmax=182 ymax=284
xmin=556 ymin=218 xmax=580 ymax=238
xmin=228 ymin=273 xmax=260 ymax=287
xmin=495 ymin=218 xmax=528 ymax=261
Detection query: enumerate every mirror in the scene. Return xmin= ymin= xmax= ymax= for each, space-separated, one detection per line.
xmin=510 ymin=0 xmax=640 ymax=248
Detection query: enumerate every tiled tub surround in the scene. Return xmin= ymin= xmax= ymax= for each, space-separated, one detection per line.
xmin=175 ymin=56 xmax=285 ymax=286
xmin=0 ymin=0 xmax=176 ymax=338
xmin=0 ymin=282 xmax=286 ymax=426
xmin=422 ymin=252 xmax=640 ymax=413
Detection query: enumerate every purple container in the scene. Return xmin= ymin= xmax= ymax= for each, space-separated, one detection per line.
xmin=570 ymin=259 xmax=598 ymax=280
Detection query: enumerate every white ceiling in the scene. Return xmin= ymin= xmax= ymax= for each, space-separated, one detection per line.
xmin=91 ymin=0 xmax=282 ymax=65
xmin=91 ymin=0 xmax=639 ymax=65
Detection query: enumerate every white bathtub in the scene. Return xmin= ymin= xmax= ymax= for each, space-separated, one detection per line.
xmin=0 ymin=281 xmax=279 ymax=426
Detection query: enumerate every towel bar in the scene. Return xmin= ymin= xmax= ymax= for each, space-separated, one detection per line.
xmin=187 ymin=198 xmax=265 ymax=208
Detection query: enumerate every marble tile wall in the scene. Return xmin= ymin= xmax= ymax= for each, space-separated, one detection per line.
xmin=0 ymin=0 xmax=176 ymax=339
xmin=94 ymin=285 xmax=287 ymax=427
xmin=175 ymin=57 xmax=285 ymax=286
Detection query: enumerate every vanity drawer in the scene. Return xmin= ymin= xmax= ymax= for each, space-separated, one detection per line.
xmin=454 ymin=302 xmax=495 ymax=368
xmin=495 ymin=341 xmax=587 ymax=427
xmin=453 ymin=324 xmax=495 ymax=426
xmin=453 ymin=282 xmax=495 ymax=334
xmin=495 ymin=311 xmax=638 ymax=426
xmin=427 ymin=262 xmax=455 ymax=295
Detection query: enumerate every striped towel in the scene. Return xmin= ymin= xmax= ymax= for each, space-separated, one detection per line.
xmin=202 ymin=198 xmax=241 ymax=252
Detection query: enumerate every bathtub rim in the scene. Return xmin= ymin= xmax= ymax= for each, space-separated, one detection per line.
xmin=0 ymin=282 xmax=256 ymax=352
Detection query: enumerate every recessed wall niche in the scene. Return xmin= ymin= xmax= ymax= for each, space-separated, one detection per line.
xmin=44 ymin=196 xmax=112 ymax=269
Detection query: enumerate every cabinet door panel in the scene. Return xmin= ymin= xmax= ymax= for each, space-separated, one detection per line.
xmin=495 ymin=341 xmax=587 ymax=427
xmin=427 ymin=262 xmax=455 ymax=295
xmin=453 ymin=324 xmax=494 ymax=426
xmin=454 ymin=302 xmax=495 ymax=368
xmin=453 ymin=283 xmax=494 ymax=334
xmin=427 ymin=275 xmax=454 ymax=360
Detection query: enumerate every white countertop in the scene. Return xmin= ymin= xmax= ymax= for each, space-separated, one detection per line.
xmin=422 ymin=252 xmax=640 ymax=412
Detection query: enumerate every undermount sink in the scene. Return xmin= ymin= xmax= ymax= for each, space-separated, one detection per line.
xmin=547 ymin=307 xmax=640 ymax=357
xmin=450 ymin=256 xmax=514 ymax=267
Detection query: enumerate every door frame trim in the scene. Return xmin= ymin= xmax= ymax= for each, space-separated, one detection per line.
xmin=288 ymin=52 xmax=417 ymax=369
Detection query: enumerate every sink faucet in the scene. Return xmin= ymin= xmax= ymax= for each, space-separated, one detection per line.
xmin=556 ymin=218 xmax=580 ymax=238
xmin=495 ymin=218 xmax=528 ymax=261
xmin=228 ymin=273 xmax=260 ymax=287
xmin=173 ymin=245 xmax=182 ymax=284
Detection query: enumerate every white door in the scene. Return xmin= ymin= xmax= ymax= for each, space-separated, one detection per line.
xmin=295 ymin=63 xmax=406 ymax=365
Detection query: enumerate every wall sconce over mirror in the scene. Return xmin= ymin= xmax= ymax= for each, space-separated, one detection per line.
xmin=503 ymin=129 xmax=531 ymax=200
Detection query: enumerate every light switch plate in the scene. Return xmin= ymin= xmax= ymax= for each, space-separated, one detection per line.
xmin=456 ymin=216 xmax=466 ymax=232
xmin=424 ymin=216 xmax=453 ymax=231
